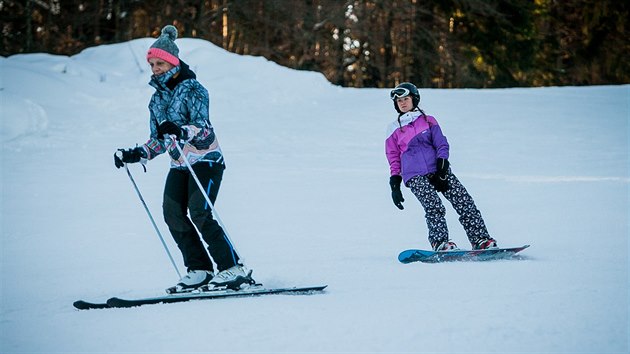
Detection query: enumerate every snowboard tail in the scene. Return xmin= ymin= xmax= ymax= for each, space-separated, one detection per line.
xmin=74 ymin=285 xmax=327 ymax=310
xmin=398 ymin=245 xmax=530 ymax=264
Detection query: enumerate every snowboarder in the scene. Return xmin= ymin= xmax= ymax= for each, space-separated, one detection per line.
xmin=113 ymin=25 xmax=251 ymax=292
xmin=385 ymin=82 xmax=498 ymax=251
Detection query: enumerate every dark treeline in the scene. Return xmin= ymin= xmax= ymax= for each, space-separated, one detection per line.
xmin=2 ymin=0 xmax=628 ymax=88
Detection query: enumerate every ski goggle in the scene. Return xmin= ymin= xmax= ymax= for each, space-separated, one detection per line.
xmin=390 ymin=87 xmax=410 ymax=100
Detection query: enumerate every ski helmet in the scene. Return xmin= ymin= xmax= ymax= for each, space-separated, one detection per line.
xmin=390 ymin=82 xmax=420 ymax=113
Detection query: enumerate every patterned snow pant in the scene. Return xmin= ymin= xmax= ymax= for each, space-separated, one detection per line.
xmin=406 ymin=170 xmax=491 ymax=247
xmin=163 ymin=162 xmax=240 ymax=273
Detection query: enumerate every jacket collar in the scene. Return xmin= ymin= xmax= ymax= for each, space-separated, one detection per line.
xmin=149 ymin=61 xmax=197 ymax=91
xmin=149 ymin=65 xmax=180 ymax=91
xmin=396 ymin=110 xmax=423 ymax=127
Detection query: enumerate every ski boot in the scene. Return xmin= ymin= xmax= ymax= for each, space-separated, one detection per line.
xmin=166 ymin=270 xmax=214 ymax=294
xmin=209 ymin=265 xmax=256 ymax=290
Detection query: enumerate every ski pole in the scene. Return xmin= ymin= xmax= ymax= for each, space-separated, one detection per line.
xmin=123 ymin=163 xmax=182 ymax=279
xmin=167 ymin=136 xmax=242 ymax=262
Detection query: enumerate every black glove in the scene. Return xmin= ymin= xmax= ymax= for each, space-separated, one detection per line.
xmin=157 ymin=121 xmax=184 ymax=140
xmin=389 ymin=175 xmax=405 ymax=210
xmin=114 ymin=147 xmax=145 ymax=169
xmin=429 ymin=158 xmax=450 ymax=193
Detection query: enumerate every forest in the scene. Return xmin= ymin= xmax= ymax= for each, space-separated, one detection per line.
xmin=2 ymin=0 xmax=628 ymax=88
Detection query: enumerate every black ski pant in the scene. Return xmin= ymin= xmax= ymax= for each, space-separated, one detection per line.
xmin=163 ymin=162 xmax=239 ymax=274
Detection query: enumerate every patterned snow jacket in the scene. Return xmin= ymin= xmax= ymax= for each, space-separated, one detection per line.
xmin=385 ymin=110 xmax=449 ymax=184
xmin=141 ymin=61 xmax=223 ymax=169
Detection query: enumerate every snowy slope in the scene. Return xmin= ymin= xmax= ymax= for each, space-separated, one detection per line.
xmin=1 ymin=38 xmax=628 ymax=353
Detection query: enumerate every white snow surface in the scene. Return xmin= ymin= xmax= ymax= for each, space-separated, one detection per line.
xmin=1 ymin=38 xmax=628 ymax=353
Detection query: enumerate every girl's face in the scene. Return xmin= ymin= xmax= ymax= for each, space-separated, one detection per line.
xmin=149 ymin=58 xmax=174 ymax=76
xmin=396 ymin=96 xmax=413 ymax=113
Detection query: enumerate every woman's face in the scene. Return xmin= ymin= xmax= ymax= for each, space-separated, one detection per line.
xmin=396 ymin=96 xmax=413 ymax=113
xmin=149 ymin=58 xmax=174 ymax=76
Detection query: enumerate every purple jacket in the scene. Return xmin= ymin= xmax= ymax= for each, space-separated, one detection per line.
xmin=385 ymin=111 xmax=449 ymax=184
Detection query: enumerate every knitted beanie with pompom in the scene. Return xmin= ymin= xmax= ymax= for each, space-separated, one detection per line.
xmin=146 ymin=25 xmax=180 ymax=66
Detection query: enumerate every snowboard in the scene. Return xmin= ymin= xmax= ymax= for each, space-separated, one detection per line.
xmin=73 ymin=284 xmax=327 ymax=310
xmin=398 ymin=245 xmax=530 ymax=264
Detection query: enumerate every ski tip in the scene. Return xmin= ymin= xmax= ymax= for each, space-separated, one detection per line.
xmin=73 ymin=300 xmax=110 ymax=310
xmin=288 ymin=285 xmax=328 ymax=292
xmin=73 ymin=300 xmax=88 ymax=310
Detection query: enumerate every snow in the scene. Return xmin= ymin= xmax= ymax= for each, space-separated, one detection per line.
xmin=1 ymin=38 xmax=628 ymax=353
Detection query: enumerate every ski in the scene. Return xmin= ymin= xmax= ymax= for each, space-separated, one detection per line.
xmin=74 ymin=285 xmax=327 ymax=310
xmin=398 ymin=245 xmax=530 ymax=264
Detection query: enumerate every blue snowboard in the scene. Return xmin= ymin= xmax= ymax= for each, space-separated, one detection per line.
xmin=398 ymin=245 xmax=530 ymax=264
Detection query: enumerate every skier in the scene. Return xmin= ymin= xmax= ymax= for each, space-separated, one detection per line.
xmin=385 ymin=82 xmax=498 ymax=251
xmin=113 ymin=25 xmax=252 ymax=292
